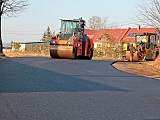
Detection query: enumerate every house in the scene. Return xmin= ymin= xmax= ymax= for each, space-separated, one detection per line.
xmin=3 ymin=46 xmax=12 ymax=52
xmin=3 ymin=43 xmax=12 ymax=52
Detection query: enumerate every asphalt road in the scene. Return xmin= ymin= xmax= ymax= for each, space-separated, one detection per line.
xmin=0 ymin=57 xmax=160 ymax=120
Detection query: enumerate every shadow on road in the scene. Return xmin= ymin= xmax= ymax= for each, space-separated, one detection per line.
xmin=0 ymin=59 xmax=129 ymax=93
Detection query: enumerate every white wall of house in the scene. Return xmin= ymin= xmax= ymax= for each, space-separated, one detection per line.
xmin=12 ymin=47 xmax=16 ymax=51
xmin=94 ymin=42 xmax=102 ymax=49
xmin=19 ymin=44 xmax=26 ymax=52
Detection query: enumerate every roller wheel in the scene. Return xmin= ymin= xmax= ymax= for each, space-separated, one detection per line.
xmin=151 ymin=52 xmax=157 ymax=61
xmin=72 ymin=48 xmax=77 ymax=59
xmin=88 ymin=50 xmax=93 ymax=60
xmin=137 ymin=52 xmax=146 ymax=61
xmin=50 ymin=51 xmax=54 ymax=58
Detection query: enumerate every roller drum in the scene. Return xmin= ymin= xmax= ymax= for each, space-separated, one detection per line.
xmin=50 ymin=45 xmax=74 ymax=59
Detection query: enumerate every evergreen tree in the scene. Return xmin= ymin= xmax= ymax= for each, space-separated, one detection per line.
xmin=41 ymin=26 xmax=52 ymax=42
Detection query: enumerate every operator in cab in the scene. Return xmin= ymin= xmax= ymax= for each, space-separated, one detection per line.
xmin=79 ymin=17 xmax=85 ymax=32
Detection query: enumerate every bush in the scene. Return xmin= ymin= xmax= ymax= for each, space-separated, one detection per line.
xmin=25 ymin=43 xmax=49 ymax=55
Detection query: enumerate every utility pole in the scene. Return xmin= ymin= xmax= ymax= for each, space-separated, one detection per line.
xmin=0 ymin=0 xmax=3 ymax=55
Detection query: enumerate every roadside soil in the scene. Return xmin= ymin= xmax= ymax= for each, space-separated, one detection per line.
xmin=2 ymin=51 xmax=160 ymax=80
xmin=3 ymin=51 xmax=50 ymax=58
xmin=112 ymin=58 xmax=160 ymax=80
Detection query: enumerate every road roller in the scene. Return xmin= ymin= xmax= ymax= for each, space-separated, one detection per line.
xmin=123 ymin=33 xmax=159 ymax=61
xmin=50 ymin=18 xmax=94 ymax=59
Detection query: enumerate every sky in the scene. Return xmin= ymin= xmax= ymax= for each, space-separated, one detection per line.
xmin=2 ymin=0 xmax=143 ymax=43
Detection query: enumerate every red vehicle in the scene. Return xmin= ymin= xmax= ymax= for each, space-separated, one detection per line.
xmin=50 ymin=18 xmax=94 ymax=59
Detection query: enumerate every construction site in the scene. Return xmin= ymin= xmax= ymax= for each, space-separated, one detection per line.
xmin=2 ymin=17 xmax=160 ymax=79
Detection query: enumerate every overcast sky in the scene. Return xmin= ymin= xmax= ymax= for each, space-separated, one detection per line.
xmin=2 ymin=0 xmax=143 ymax=43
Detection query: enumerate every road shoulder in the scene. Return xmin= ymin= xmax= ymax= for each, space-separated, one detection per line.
xmin=112 ymin=61 xmax=160 ymax=80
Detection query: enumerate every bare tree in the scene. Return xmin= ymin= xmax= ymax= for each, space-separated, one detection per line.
xmin=0 ymin=0 xmax=28 ymax=55
xmin=136 ymin=0 xmax=160 ymax=27
xmin=88 ymin=16 xmax=107 ymax=30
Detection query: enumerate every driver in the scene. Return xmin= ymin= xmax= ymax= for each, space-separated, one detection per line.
xmin=79 ymin=17 xmax=85 ymax=32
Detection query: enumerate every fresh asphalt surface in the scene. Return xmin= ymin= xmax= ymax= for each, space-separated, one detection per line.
xmin=0 ymin=57 xmax=160 ymax=120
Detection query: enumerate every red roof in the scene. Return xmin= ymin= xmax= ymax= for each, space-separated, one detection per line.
xmin=85 ymin=27 xmax=158 ymax=44
xmin=123 ymin=27 xmax=157 ymax=43
xmin=90 ymin=28 xmax=129 ymax=43
xmin=84 ymin=29 xmax=97 ymax=35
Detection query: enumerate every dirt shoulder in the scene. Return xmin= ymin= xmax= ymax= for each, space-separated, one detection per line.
xmin=3 ymin=51 xmax=50 ymax=58
xmin=112 ymin=61 xmax=160 ymax=80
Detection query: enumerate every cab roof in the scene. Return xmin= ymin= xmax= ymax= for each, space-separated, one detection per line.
xmin=135 ymin=33 xmax=156 ymax=36
xmin=60 ymin=18 xmax=82 ymax=22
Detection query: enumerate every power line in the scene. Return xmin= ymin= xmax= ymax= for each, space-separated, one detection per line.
xmin=2 ymin=20 xmax=145 ymax=37
xmin=3 ymin=29 xmax=44 ymax=32
xmin=2 ymin=32 xmax=42 ymax=36
xmin=117 ymin=21 xmax=141 ymax=27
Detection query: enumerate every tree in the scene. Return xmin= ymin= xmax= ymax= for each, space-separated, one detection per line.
xmin=136 ymin=0 xmax=160 ymax=27
xmin=11 ymin=41 xmax=20 ymax=51
xmin=88 ymin=16 xmax=107 ymax=30
xmin=41 ymin=26 xmax=52 ymax=42
xmin=0 ymin=0 xmax=28 ymax=55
